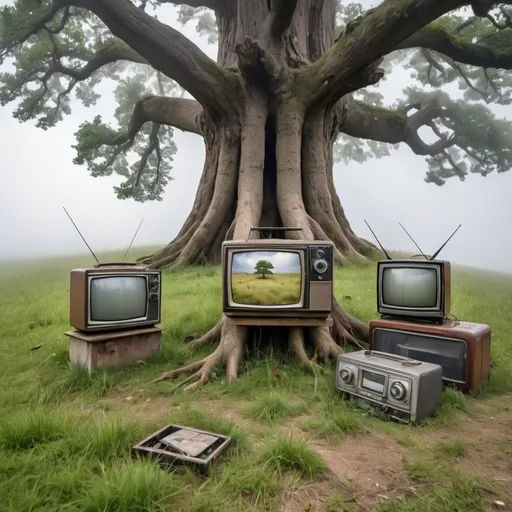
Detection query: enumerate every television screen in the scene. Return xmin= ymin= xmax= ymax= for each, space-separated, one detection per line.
xmin=382 ymin=267 xmax=438 ymax=308
xmin=90 ymin=276 xmax=147 ymax=321
xmin=373 ymin=329 xmax=467 ymax=383
xmin=231 ymin=250 xmax=302 ymax=305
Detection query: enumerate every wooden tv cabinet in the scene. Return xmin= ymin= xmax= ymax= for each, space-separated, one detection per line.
xmin=65 ymin=326 xmax=162 ymax=373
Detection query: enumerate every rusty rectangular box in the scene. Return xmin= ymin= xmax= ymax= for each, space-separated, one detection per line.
xmin=132 ymin=424 xmax=231 ymax=472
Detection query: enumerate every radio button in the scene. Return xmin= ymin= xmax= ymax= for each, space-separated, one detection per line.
xmin=340 ymin=367 xmax=354 ymax=384
xmin=390 ymin=382 xmax=406 ymax=401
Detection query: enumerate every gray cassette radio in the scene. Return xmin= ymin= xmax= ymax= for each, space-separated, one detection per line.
xmin=336 ymin=350 xmax=443 ymax=423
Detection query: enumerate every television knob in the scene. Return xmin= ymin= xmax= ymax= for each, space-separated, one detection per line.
xmin=313 ymin=259 xmax=328 ymax=274
xmin=390 ymin=382 xmax=406 ymax=401
xmin=149 ymin=292 xmax=159 ymax=301
xmin=150 ymin=278 xmax=159 ymax=289
xmin=339 ymin=367 xmax=354 ymax=384
xmin=315 ymin=249 xmax=325 ymax=259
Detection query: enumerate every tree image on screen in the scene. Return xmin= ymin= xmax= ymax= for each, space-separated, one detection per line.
xmin=254 ymin=260 xmax=274 ymax=279
xmin=2 ymin=0 xmax=511 ymax=390
xmin=232 ymin=252 xmax=301 ymax=305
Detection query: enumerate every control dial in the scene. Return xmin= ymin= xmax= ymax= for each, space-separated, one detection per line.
xmin=313 ymin=259 xmax=328 ymax=274
xmin=339 ymin=367 xmax=354 ymax=385
xmin=315 ymin=249 xmax=325 ymax=259
xmin=390 ymin=382 xmax=406 ymax=401
xmin=150 ymin=278 xmax=159 ymax=289
xmin=149 ymin=292 xmax=159 ymax=301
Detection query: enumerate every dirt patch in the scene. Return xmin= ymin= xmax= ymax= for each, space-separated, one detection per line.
xmin=276 ymin=395 xmax=512 ymax=510
xmin=278 ymin=479 xmax=346 ymax=512
xmin=413 ymin=396 xmax=512 ymax=503
xmin=313 ymin=431 xmax=410 ymax=511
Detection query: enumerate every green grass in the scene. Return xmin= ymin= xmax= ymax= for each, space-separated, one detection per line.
xmin=258 ymin=435 xmax=327 ymax=478
xmin=0 ymin=249 xmax=511 ymax=511
xmin=231 ymin=272 xmax=301 ymax=305
xmin=244 ymin=391 xmax=306 ymax=422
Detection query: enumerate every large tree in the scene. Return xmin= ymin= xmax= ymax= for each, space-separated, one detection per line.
xmin=2 ymin=0 xmax=512 ymax=389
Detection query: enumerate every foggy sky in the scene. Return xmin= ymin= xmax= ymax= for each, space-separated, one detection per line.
xmin=1 ymin=1 xmax=511 ymax=273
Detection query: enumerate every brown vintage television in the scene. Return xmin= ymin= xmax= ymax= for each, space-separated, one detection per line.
xmin=221 ymin=238 xmax=334 ymax=318
xmin=70 ymin=265 xmax=162 ymax=332
xmin=377 ymin=259 xmax=451 ymax=321
xmin=369 ymin=318 xmax=491 ymax=394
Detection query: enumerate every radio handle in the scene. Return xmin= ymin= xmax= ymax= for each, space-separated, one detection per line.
xmin=363 ymin=350 xmax=422 ymax=366
xmin=246 ymin=227 xmax=303 ymax=241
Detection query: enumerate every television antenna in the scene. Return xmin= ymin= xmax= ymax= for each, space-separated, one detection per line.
xmin=430 ymin=224 xmax=462 ymax=260
xmin=364 ymin=220 xmax=392 ymax=260
xmin=62 ymin=206 xmax=100 ymax=266
xmin=121 ymin=218 xmax=144 ymax=262
xmin=398 ymin=222 xmax=462 ymax=260
xmin=399 ymin=222 xmax=428 ymax=260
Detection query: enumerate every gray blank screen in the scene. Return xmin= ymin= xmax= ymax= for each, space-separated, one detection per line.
xmin=90 ymin=276 xmax=147 ymax=321
xmin=382 ymin=267 xmax=437 ymax=308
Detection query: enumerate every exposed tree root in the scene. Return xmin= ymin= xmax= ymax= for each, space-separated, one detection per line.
xmin=289 ymin=326 xmax=325 ymax=372
xmin=154 ymin=320 xmax=247 ymax=391
xmin=154 ymin=307 xmax=366 ymax=392
xmin=187 ymin=317 xmax=223 ymax=349
xmin=312 ymin=325 xmax=343 ymax=363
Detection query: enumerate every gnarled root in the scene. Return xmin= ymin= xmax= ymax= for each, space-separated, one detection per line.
xmin=288 ymin=326 xmax=324 ymax=372
xmin=311 ymin=326 xmax=343 ymax=363
xmin=331 ymin=300 xmax=369 ymax=350
xmin=154 ymin=320 xmax=247 ymax=391
xmin=187 ymin=318 xmax=223 ymax=349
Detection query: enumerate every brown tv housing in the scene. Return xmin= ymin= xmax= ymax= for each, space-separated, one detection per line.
xmin=369 ymin=318 xmax=491 ymax=394
xmin=70 ymin=266 xmax=161 ymax=332
xmin=222 ymin=239 xmax=334 ymax=318
xmin=377 ymin=259 xmax=451 ymax=321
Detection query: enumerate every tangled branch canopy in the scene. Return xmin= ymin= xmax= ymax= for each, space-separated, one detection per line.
xmin=1 ymin=0 xmax=512 ymax=197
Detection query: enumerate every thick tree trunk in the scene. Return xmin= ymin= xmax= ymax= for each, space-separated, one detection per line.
xmin=149 ymin=0 xmax=375 ymax=390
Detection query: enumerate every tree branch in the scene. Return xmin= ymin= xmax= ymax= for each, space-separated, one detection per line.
xmin=295 ymin=0 xmax=499 ymax=106
xmin=73 ymin=96 xmax=201 ymax=201
xmin=339 ymin=99 xmax=457 ymax=156
xmin=396 ymin=24 xmax=512 ymax=69
xmin=157 ymin=0 xmax=222 ymax=8
xmin=0 ymin=0 xmax=66 ymax=61
xmin=72 ymin=0 xmax=239 ymax=115
xmin=2 ymin=0 xmax=238 ymax=116
xmin=267 ymin=0 xmax=300 ymax=40
xmin=51 ymin=40 xmax=148 ymax=81
xmin=110 ymin=96 xmax=204 ymax=142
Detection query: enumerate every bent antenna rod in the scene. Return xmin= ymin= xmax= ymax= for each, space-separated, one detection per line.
xmin=62 ymin=206 xmax=100 ymax=266
xmin=121 ymin=218 xmax=144 ymax=262
xmin=430 ymin=224 xmax=462 ymax=260
xmin=364 ymin=220 xmax=392 ymax=260
xmin=399 ymin=222 xmax=427 ymax=260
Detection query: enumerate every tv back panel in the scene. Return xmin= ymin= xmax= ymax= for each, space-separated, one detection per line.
xmin=369 ymin=318 xmax=491 ymax=394
xmin=377 ymin=259 xmax=451 ymax=321
xmin=70 ymin=266 xmax=161 ymax=332
xmin=221 ymin=239 xmax=334 ymax=318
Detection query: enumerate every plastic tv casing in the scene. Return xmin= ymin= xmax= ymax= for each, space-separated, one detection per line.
xmin=221 ymin=239 xmax=335 ymax=318
xmin=69 ymin=265 xmax=162 ymax=332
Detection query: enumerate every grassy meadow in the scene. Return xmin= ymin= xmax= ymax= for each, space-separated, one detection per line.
xmin=0 ymin=248 xmax=511 ymax=511
xmin=231 ymin=272 xmax=301 ymax=305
